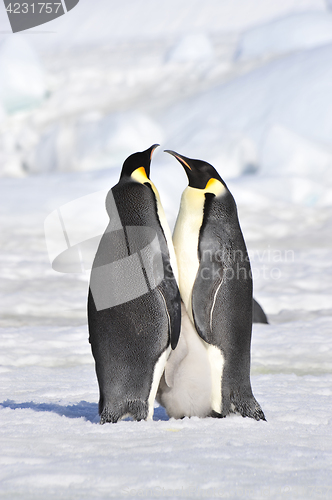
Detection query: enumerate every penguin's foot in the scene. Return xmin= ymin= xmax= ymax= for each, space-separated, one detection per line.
xmin=100 ymin=408 xmax=121 ymax=424
xmin=100 ymin=399 xmax=149 ymax=424
xmin=209 ymin=410 xmax=225 ymax=419
xmin=230 ymin=396 xmax=266 ymax=421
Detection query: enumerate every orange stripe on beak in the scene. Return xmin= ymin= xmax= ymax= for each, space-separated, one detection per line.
xmin=173 ymin=154 xmax=192 ymax=170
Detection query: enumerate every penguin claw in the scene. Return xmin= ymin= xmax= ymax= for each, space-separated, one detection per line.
xmin=100 ymin=410 xmax=120 ymax=424
xmin=232 ymin=398 xmax=267 ymax=422
xmin=100 ymin=400 xmax=149 ymax=424
xmin=210 ymin=397 xmax=266 ymax=421
xmin=209 ymin=410 xmax=225 ymax=419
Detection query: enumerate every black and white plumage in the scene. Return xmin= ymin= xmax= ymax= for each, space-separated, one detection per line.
xmin=159 ymin=151 xmax=265 ymax=421
xmin=88 ymin=145 xmax=181 ymax=424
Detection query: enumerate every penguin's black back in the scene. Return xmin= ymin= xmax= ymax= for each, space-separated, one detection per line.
xmin=88 ymin=177 xmax=181 ymax=423
xmin=195 ymin=190 xmax=253 ymax=350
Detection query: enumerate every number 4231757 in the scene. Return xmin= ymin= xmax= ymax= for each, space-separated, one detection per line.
xmin=6 ymin=3 xmax=62 ymax=14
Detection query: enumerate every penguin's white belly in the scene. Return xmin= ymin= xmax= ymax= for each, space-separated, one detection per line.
xmin=206 ymin=344 xmax=224 ymax=413
xmin=147 ymin=346 xmax=171 ymax=420
xmin=171 ymin=186 xmax=225 ymax=416
xmin=173 ymin=220 xmax=202 ymax=321
xmin=157 ymin=305 xmax=212 ymax=418
xmin=175 ymin=231 xmax=200 ymax=319
xmin=149 ymin=180 xmax=179 ymax=283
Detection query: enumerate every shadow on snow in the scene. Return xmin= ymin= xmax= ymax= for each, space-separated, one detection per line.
xmin=1 ymin=399 xmax=99 ymax=422
xmin=0 ymin=399 xmax=169 ymax=422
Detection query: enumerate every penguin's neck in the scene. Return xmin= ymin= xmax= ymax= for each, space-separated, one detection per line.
xmin=173 ymin=181 xmax=226 ymax=317
xmin=173 ymin=187 xmax=206 ymax=318
xmin=149 ymin=180 xmax=179 ymax=283
xmin=131 ymin=170 xmax=178 ymax=283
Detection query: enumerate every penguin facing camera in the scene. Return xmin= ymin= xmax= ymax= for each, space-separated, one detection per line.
xmin=159 ymin=150 xmax=266 ymax=421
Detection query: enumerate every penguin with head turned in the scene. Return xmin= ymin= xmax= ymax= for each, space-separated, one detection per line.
xmin=160 ymin=150 xmax=265 ymax=421
xmin=88 ymin=145 xmax=181 ymax=424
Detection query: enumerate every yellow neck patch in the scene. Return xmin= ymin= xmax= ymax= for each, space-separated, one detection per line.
xmin=131 ymin=166 xmax=149 ymax=184
xmin=204 ymin=178 xmax=225 ymax=196
xmin=130 ymin=165 xmax=179 ymax=281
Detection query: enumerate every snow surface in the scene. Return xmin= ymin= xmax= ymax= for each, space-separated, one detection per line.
xmin=166 ymin=34 xmax=215 ymax=64
xmin=159 ymin=43 xmax=332 ymax=191
xmin=235 ymin=11 xmax=332 ymax=60
xmin=0 ymin=35 xmax=46 ymax=114
xmin=1 ymin=1 xmax=332 ymax=499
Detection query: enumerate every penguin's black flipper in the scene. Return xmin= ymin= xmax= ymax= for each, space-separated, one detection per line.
xmin=191 ymin=259 xmax=223 ymax=345
xmin=252 ymin=298 xmax=269 ymax=324
xmin=157 ymin=285 xmax=181 ymax=350
xmin=169 ymin=296 xmax=181 ymax=350
xmin=193 ymin=284 xmax=269 ymax=330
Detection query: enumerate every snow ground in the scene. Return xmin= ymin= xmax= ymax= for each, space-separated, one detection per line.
xmin=1 ymin=1 xmax=332 ymax=499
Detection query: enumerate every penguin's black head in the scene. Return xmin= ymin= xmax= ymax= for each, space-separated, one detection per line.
xmin=164 ymin=150 xmax=225 ymax=190
xmin=120 ymin=144 xmax=159 ymax=180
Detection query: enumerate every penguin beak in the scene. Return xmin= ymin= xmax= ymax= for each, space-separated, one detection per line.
xmin=149 ymin=144 xmax=160 ymax=161
xmin=164 ymin=150 xmax=192 ymax=171
xmin=140 ymin=144 xmax=159 ymax=179
xmin=164 ymin=150 xmax=224 ymax=190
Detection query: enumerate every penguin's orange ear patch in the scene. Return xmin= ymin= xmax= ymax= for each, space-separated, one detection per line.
xmin=205 ymin=178 xmax=219 ymax=190
xmin=132 ymin=166 xmax=149 ymax=184
xmin=204 ymin=178 xmax=226 ymax=195
xmin=137 ymin=166 xmax=148 ymax=178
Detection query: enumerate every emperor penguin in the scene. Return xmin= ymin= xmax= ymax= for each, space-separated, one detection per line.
xmin=88 ymin=145 xmax=181 ymax=424
xmin=162 ymin=150 xmax=265 ymax=421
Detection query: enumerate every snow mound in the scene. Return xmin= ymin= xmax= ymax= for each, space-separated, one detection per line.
xmin=166 ymin=33 xmax=215 ymax=63
xmin=0 ymin=102 xmax=5 ymax=122
xmin=259 ymin=127 xmax=332 ymax=205
xmin=0 ymin=36 xmax=46 ymax=113
xmin=161 ymin=44 xmax=332 ymax=203
xmin=28 ymin=112 xmax=163 ymax=174
xmin=44 ymin=190 xmax=109 ymax=273
xmin=1 ymin=0 xmax=325 ymax=53
xmin=261 ymin=125 xmax=332 ymax=178
xmin=236 ymin=12 xmax=332 ymax=60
